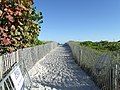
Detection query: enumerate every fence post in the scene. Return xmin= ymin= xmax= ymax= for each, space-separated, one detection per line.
xmin=115 ymin=53 xmax=120 ymax=90
xmin=109 ymin=54 xmax=113 ymax=90
xmin=78 ymin=50 xmax=80 ymax=65
xmin=16 ymin=50 xmax=19 ymax=63
xmin=0 ymin=56 xmax=3 ymax=80
xmin=80 ymin=49 xmax=82 ymax=66
xmin=114 ymin=64 xmax=118 ymax=90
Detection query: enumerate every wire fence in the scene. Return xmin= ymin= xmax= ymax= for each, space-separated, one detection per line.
xmin=67 ymin=41 xmax=120 ymax=90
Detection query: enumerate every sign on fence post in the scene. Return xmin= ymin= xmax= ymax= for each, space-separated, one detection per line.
xmin=0 ymin=56 xmax=3 ymax=80
xmin=10 ymin=66 xmax=24 ymax=90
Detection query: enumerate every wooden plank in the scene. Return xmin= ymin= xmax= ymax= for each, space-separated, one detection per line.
xmin=0 ymin=56 xmax=3 ymax=79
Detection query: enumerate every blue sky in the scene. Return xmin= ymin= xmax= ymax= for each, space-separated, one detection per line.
xmin=34 ymin=0 xmax=120 ymax=43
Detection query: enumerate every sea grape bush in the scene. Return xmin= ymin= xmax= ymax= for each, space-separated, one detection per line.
xmin=0 ymin=0 xmax=43 ymax=55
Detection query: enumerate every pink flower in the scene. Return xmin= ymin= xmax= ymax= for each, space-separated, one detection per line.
xmin=2 ymin=37 xmax=11 ymax=45
xmin=14 ymin=11 xmax=22 ymax=16
xmin=8 ymin=9 xmax=14 ymax=15
xmin=6 ymin=15 xmax=14 ymax=22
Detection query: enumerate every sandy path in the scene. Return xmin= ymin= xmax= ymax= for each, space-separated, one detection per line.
xmin=29 ymin=45 xmax=99 ymax=90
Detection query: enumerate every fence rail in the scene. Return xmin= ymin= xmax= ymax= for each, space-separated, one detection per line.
xmin=67 ymin=41 xmax=120 ymax=90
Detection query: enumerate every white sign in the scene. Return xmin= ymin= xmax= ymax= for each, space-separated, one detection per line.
xmin=10 ymin=66 xmax=24 ymax=90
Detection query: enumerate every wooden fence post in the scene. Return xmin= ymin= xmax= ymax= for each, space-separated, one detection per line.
xmin=78 ymin=50 xmax=80 ymax=65
xmin=0 ymin=56 xmax=3 ymax=80
xmin=80 ymin=49 xmax=82 ymax=66
xmin=114 ymin=64 xmax=118 ymax=90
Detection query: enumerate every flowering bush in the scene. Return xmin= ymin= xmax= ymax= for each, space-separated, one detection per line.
xmin=0 ymin=0 xmax=43 ymax=55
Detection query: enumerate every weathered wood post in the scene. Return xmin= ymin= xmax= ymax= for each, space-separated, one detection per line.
xmin=78 ymin=49 xmax=81 ymax=66
xmin=78 ymin=49 xmax=80 ymax=65
xmin=80 ymin=49 xmax=82 ymax=66
xmin=114 ymin=64 xmax=118 ymax=90
xmin=115 ymin=53 xmax=120 ymax=90
xmin=109 ymin=54 xmax=112 ymax=90
xmin=0 ymin=56 xmax=3 ymax=80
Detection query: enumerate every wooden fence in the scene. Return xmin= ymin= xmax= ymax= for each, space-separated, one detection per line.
xmin=0 ymin=42 xmax=58 ymax=80
xmin=67 ymin=41 xmax=120 ymax=90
